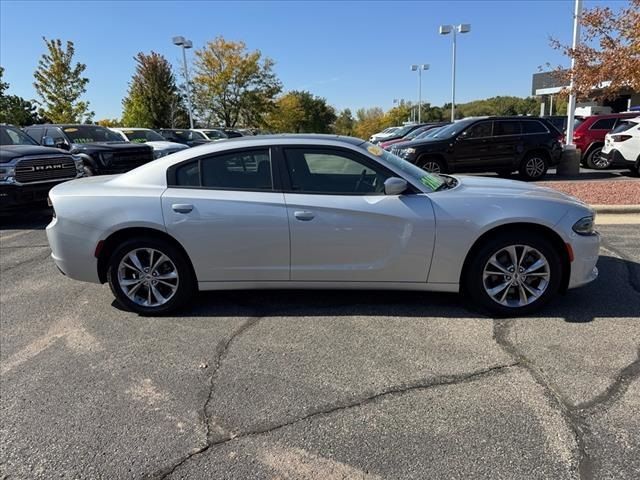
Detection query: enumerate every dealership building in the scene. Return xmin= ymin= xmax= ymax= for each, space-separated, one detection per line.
xmin=532 ymin=71 xmax=640 ymax=115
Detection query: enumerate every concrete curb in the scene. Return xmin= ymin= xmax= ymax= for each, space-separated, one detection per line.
xmin=592 ymin=205 xmax=640 ymax=214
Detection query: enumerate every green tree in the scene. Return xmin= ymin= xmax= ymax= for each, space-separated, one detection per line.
xmin=0 ymin=67 xmax=42 ymax=126
xmin=192 ymin=36 xmax=282 ymax=127
xmin=33 ymin=38 xmax=92 ymax=123
xmin=353 ymin=107 xmax=385 ymax=140
xmin=334 ymin=108 xmax=355 ymax=135
xmin=268 ymin=90 xmax=335 ymax=133
xmin=96 ymin=118 xmax=122 ymax=127
xmin=121 ymin=52 xmax=186 ymax=128
xmin=267 ymin=93 xmax=305 ymax=132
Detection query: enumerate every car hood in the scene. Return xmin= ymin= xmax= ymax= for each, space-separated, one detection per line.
xmin=71 ymin=142 xmax=152 ymax=152
xmin=0 ymin=145 xmax=71 ymax=163
xmin=143 ymin=141 xmax=189 ymax=151
xmin=451 ymin=175 xmax=590 ymax=208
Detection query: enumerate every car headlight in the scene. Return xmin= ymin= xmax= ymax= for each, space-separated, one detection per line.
xmin=72 ymin=155 xmax=84 ymax=174
xmin=0 ymin=166 xmax=16 ymax=182
xmin=572 ymin=215 xmax=596 ymax=235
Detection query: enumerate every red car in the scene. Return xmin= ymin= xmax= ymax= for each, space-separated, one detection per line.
xmin=573 ymin=113 xmax=638 ymax=169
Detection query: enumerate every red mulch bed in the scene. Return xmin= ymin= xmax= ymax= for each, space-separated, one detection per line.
xmin=535 ymin=180 xmax=640 ymax=205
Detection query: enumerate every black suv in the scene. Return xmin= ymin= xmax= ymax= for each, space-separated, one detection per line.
xmin=390 ymin=117 xmax=563 ymax=180
xmin=23 ymin=124 xmax=154 ymax=176
xmin=1 ymin=124 xmax=83 ymax=209
xmin=155 ymin=129 xmax=211 ymax=147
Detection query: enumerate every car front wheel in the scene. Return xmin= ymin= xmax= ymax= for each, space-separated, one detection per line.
xmin=464 ymin=232 xmax=562 ymax=316
xmin=419 ymin=156 xmax=446 ymax=174
xmin=107 ymin=237 xmax=195 ymax=315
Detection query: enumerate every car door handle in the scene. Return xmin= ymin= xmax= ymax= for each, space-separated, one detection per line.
xmin=172 ymin=203 xmax=193 ymax=214
xmin=294 ymin=210 xmax=315 ymax=221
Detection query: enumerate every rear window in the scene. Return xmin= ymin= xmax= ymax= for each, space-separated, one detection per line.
xmin=521 ymin=121 xmax=548 ymax=134
xmin=610 ymin=121 xmax=633 ymax=134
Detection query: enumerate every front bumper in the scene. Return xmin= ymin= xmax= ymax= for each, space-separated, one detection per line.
xmin=0 ymin=181 xmax=69 ymax=210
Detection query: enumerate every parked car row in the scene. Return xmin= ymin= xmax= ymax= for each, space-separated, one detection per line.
xmin=0 ymin=123 xmax=249 ymax=210
xmin=543 ymin=112 xmax=639 ymax=169
xmin=601 ymin=116 xmax=640 ymax=175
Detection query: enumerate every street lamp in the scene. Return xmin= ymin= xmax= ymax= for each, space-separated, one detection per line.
xmin=172 ymin=36 xmax=194 ymax=129
xmin=439 ymin=23 xmax=471 ymax=122
xmin=410 ymin=64 xmax=429 ymax=123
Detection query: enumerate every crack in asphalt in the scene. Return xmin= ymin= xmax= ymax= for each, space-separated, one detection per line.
xmin=150 ymin=314 xmax=264 ymax=480
xmin=493 ymin=319 xmax=592 ymax=478
xmin=493 ymin=319 xmax=640 ymax=480
xmin=151 ymin=361 xmax=519 ymax=479
xmin=0 ymin=250 xmax=51 ymax=275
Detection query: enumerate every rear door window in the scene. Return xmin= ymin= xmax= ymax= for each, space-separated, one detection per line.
xmin=590 ymin=118 xmax=616 ymax=130
xmin=493 ymin=121 xmax=522 ymax=136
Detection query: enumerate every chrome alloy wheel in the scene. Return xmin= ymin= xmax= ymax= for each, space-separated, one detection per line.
xmin=117 ymin=248 xmax=179 ymax=307
xmin=482 ymin=245 xmax=550 ymax=307
xmin=525 ymin=157 xmax=546 ymax=178
xmin=592 ymin=148 xmax=610 ymax=169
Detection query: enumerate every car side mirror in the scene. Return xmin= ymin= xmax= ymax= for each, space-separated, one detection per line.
xmin=384 ymin=177 xmax=408 ymax=195
xmin=54 ymin=138 xmax=70 ymax=150
xmin=42 ymin=136 xmax=55 ymax=147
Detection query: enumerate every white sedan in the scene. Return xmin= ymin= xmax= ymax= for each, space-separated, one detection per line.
xmin=110 ymin=128 xmax=189 ymax=158
xmin=46 ymin=135 xmax=599 ymax=316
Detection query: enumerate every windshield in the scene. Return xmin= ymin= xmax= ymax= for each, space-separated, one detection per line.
xmin=171 ymin=130 xmax=206 ymax=141
xmin=361 ymin=142 xmax=446 ymax=192
xmin=414 ymin=126 xmax=444 ymax=140
xmin=393 ymin=125 xmax=416 ymax=137
xmin=404 ymin=126 xmax=430 ymax=140
xmin=61 ymin=125 xmax=124 ymax=143
xmin=202 ymin=129 xmax=227 ymax=139
xmin=120 ymin=129 xmax=165 ymax=143
xmin=0 ymin=126 xmax=39 ymax=146
xmin=430 ymin=119 xmax=476 ymax=138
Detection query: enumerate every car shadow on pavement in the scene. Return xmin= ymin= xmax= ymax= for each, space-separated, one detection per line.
xmin=0 ymin=207 xmax=52 ymax=230
xmin=153 ymin=255 xmax=639 ymax=323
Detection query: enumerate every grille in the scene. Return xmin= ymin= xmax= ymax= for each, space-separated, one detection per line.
xmin=15 ymin=156 xmax=77 ymax=183
xmin=110 ymin=149 xmax=154 ymax=171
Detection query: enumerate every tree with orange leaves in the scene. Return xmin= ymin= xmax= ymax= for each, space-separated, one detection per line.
xmin=550 ymin=0 xmax=639 ymax=100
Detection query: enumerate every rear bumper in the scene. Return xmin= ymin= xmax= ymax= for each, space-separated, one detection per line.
xmin=600 ymin=148 xmax=631 ymax=166
xmin=46 ymin=215 xmax=101 ymax=283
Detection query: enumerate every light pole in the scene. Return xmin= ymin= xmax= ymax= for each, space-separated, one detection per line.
xmin=565 ymin=0 xmax=582 ymax=146
xmin=172 ymin=36 xmax=194 ymax=129
xmin=410 ymin=64 xmax=429 ymax=123
xmin=439 ymin=24 xmax=470 ymax=122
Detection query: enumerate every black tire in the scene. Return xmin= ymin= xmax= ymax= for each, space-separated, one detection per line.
xmin=518 ymin=152 xmax=549 ymax=180
xmin=585 ymin=145 xmax=609 ymax=169
xmin=83 ymin=165 xmax=95 ymax=176
xmin=463 ymin=231 xmax=562 ymax=317
xmin=107 ymin=237 xmax=195 ymax=315
xmin=419 ymin=156 xmax=447 ymax=174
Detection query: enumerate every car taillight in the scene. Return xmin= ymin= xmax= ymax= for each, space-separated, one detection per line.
xmin=612 ymin=135 xmax=632 ymax=142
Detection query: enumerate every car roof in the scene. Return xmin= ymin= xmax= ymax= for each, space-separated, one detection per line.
xmin=200 ymin=133 xmax=366 ymax=146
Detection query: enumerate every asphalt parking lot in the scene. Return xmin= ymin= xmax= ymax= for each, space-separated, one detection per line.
xmin=1 ymin=208 xmax=639 ymax=479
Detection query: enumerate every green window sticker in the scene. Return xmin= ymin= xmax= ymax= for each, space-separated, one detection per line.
xmin=421 ymin=175 xmax=441 ymax=190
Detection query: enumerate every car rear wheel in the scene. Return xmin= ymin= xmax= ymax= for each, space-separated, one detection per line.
xmin=83 ymin=165 xmax=95 ymax=176
xmin=519 ymin=153 xmax=548 ymax=180
xmin=107 ymin=237 xmax=195 ymax=315
xmin=585 ymin=146 xmax=609 ymax=169
xmin=464 ymin=232 xmax=562 ymax=317
xmin=419 ymin=157 xmax=446 ymax=174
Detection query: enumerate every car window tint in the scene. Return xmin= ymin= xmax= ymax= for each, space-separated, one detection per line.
xmin=521 ymin=121 xmax=548 ymax=134
xmin=175 ymin=161 xmax=200 ymax=187
xmin=201 ymin=149 xmax=272 ymax=190
xmin=463 ymin=121 xmax=492 ymax=138
xmin=26 ymin=127 xmax=45 ymax=142
xmin=590 ymin=118 xmax=616 ymax=130
xmin=611 ymin=121 xmax=633 ymax=133
xmin=284 ymin=148 xmax=389 ymax=194
xmin=493 ymin=121 xmax=521 ymax=136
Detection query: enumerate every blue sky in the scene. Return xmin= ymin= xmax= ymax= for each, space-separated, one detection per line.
xmin=0 ymin=0 xmax=625 ymax=119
